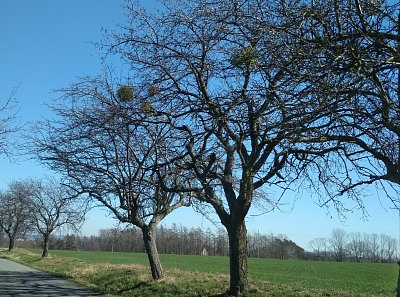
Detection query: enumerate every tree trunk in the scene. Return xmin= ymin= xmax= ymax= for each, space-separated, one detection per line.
xmin=141 ymin=226 xmax=164 ymax=280
xmin=8 ymin=235 xmax=15 ymax=251
xmin=42 ymin=235 xmax=50 ymax=258
xmin=226 ymin=220 xmax=248 ymax=296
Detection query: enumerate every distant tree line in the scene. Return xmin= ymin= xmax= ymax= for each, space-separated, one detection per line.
xmin=16 ymin=224 xmax=304 ymax=260
xmin=47 ymin=227 xmax=399 ymax=263
xmin=308 ymin=228 xmax=397 ymax=263
xmin=2 ymin=223 xmax=397 ymax=265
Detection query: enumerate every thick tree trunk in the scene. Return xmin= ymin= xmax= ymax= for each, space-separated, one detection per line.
xmin=8 ymin=235 xmax=15 ymax=251
xmin=227 ymin=220 xmax=248 ymax=296
xmin=141 ymin=226 xmax=164 ymax=280
xmin=42 ymin=235 xmax=50 ymax=258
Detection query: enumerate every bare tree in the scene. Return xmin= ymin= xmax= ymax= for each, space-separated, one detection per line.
xmin=380 ymin=234 xmax=397 ymax=262
xmin=329 ymin=228 xmax=347 ymax=262
xmin=366 ymin=233 xmax=381 ymax=262
xmin=309 ymin=237 xmax=328 ymax=260
xmin=98 ymin=228 xmax=123 ymax=253
xmin=387 ymin=236 xmax=397 ymax=262
xmin=93 ymin=1 xmax=339 ymax=295
xmin=28 ymin=178 xmax=86 ymax=258
xmin=0 ymin=180 xmax=34 ymax=250
xmin=32 ymin=75 xmax=191 ymax=280
xmin=347 ymin=232 xmax=366 ymax=262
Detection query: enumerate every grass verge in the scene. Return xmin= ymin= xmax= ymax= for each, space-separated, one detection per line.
xmin=0 ymin=248 xmax=396 ymax=297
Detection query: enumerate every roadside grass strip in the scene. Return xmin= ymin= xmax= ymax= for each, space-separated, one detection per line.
xmin=0 ymin=248 xmax=396 ymax=297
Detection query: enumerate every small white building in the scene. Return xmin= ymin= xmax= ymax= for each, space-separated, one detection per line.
xmin=201 ymin=248 xmax=208 ymax=256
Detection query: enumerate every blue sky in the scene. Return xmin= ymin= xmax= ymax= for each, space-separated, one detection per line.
xmin=0 ymin=1 xmax=398 ymax=250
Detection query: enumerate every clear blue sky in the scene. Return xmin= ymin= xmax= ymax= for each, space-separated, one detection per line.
xmin=0 ymin=1 xmax=398 ymax=251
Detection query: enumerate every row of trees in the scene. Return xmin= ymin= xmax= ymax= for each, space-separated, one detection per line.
xmin=6 ymin=0 xmax=397 ymax=295
xmin=73 ymin=225 xmax=305 ymax=260
xmin=3 ymin=224 xmax=396 ymax=265
xmin=0 ymin=179 xmax=85 ymax=257
xmin=309 ymin=228 xmax=398 ymax=263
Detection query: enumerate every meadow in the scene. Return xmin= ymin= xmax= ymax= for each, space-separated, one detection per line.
xmin=0 ymin=248 xmax=397 ymax=296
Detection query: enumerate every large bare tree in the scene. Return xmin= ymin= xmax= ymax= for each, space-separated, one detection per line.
xmin=32 ymin=75 xmax=192 ymax=280
xmin=28 ymin=178 xmax=86 ymax=258
xmin=97 ymin=1 xmax=338 ymax=295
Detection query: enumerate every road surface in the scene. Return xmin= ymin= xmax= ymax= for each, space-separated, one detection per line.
xmin=0 ymin=258 xmax=101 ymax=296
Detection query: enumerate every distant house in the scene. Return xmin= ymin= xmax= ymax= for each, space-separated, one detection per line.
xmin=201 ymin=248 xmax=208 ymax=256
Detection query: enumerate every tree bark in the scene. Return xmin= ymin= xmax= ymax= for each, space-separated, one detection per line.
xmin=42 ymin=235 xmax=50 ymax=258
xmin=141 ymin=226 xmax=164 ymax=280
xmin=226 ymin=220 xmax=248 ymax=297
xmin=8 ymin=235 xmax=15 ymax=251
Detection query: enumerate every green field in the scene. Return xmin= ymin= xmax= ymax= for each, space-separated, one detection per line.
xmin=1 ymin=249 xmax=398 ymax=296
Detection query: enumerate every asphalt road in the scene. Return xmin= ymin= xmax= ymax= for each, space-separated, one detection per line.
xmin=0 ymin=258 xmax=101 ymax=297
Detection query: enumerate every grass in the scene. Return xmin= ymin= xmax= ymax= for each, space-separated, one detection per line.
xmin=249 ymin=258 xmax=397 ymax=295
xmin=0 ymin=248 xmax=397 ymax=297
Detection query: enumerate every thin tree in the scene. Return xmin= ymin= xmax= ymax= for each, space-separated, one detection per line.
xmin=29 ymin=179 xmax=86 ymax=258
xmin=329 ymin=228 xmax=347 ymax=262
xmin=347 ymin=232 xmax=365 ymax=262
xmin=309 ymin=237 xmax=328 ymax=260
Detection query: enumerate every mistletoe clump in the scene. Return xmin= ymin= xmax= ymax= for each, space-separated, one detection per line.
xmin=117 ymin=85 xmax=134 ymax=102
xmin=231 ymin=46 xmax=259 ymax=70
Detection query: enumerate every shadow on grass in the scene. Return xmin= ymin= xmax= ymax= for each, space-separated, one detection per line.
xmin=117 ymin=281 xmax=148 ymax=294
xmin=104 ymin=277 xmax=230 ymax=297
